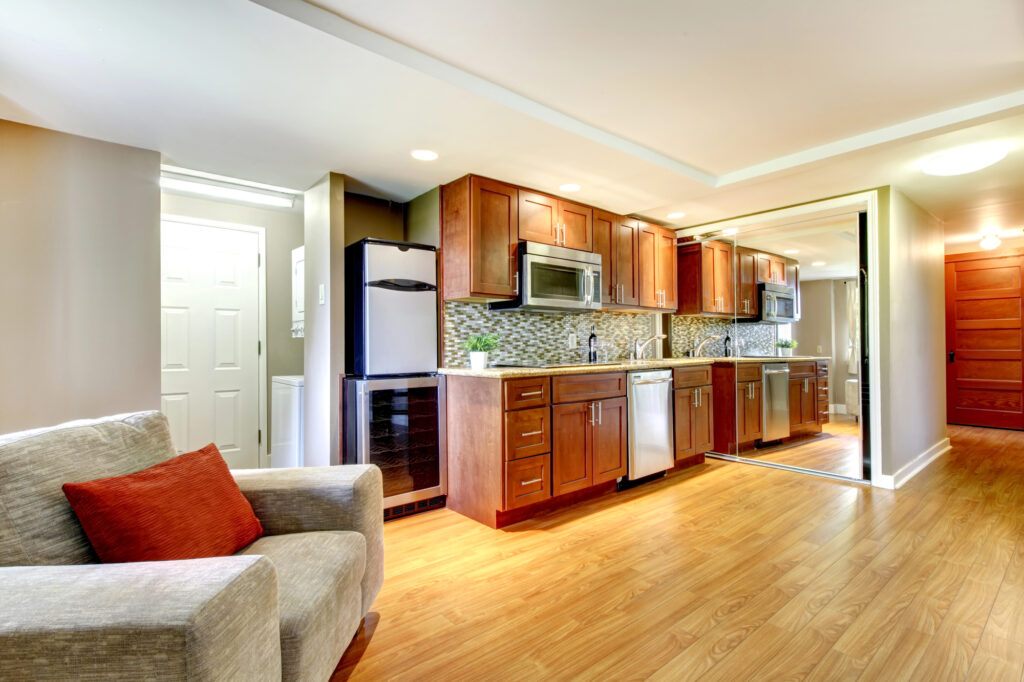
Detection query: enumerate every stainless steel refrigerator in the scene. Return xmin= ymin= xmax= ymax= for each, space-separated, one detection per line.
xmin=343 ymin=239 xmax=446 ymax=515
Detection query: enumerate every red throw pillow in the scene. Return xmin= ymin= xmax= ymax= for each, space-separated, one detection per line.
xmin=63 ymin=443 xmax=264 ymax=563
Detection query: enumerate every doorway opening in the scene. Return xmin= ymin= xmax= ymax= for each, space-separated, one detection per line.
xmin=159 ymin=215 xmax=268 ymax=469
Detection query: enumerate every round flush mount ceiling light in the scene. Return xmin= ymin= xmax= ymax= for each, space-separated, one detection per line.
xmin=722 ymin=228 xmax=738 ymax=236
xmin=667 ymin=212 xmax=686 ymax=219
xmin=920 ymin=141 xmax=1011 ymax=176
xmin=811 ymin=261 xmax=826 ymax=267
xmin=410 ymin=149 xmax=439 ymax=161
xmin=559 ymin=183 xmax=581 ymax=192
xmin=980 ymin=234 xmax=1002 ymax=250
xmin=784 ymin=249 xmax=799 ymax=255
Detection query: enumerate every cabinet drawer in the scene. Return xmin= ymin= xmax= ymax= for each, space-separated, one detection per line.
xmin=505 ymin=407 xmax=550 ymax=460
xmin=817 ymin=376 xmax=829 ymax=390
xmin=737 ymin=363 xmax=762 ymax=382
xmin=552 ymin=372 xmax=627 ymax=403
xmin=504 ymin=453 xmax=551 ymax=510
xmin=816 ymin=361 xmax=829 ymax=377
xmin=789 ymin=361 xmax=816 ymax=377
xmin=674 ymin=365 xmax=712 ymax=389
xmin=504 ymin=377 xmax=550 ymax=410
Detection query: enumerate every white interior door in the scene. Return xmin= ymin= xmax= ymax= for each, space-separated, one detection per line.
xmin=161 ymin=220 xmax=261 ymax=468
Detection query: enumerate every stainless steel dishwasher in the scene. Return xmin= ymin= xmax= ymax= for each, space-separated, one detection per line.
xmin=627 ymin=369 xmax=675 ymax=479
xmin=762 ymin=363 xmax=791 ymax=441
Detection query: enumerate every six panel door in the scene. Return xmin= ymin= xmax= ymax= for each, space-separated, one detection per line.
xmin=946 ymin=254 xmax=1024 ymax=429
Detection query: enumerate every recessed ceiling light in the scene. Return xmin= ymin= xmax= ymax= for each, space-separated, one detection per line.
xmin=722 ymin=228 xmax=738 ymax=236
xmin=980 ymin=235 xmax=1002 ymax=250
xmin=559 ymin=183 xmax=581 ymax=192
xmin=410 ymin=149 xmax=439 ymax=161
xmin=667 ymin=212 xmax=686 ymax=219
xmin=811 ymin=261 xmax=826 ymax=267
xmin=783 ymin=249 xmax=799 ymax=254
xmin=920 ymin=141 xmax=1011 ymax=176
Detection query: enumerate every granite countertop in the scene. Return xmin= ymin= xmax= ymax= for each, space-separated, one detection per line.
xmin=438 ymin=356 xmax=831 ymax=379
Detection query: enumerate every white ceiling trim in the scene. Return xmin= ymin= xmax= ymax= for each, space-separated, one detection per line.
xmin=715 ymin=89 xmax=1024 ymax=187
xmin=250 ymin=0 xmax=1024 ymax=193
xmin=249 ymin=0 xmax=718 ymax=186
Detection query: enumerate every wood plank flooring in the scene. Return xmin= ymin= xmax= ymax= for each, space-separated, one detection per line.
xmin=739 ymin=414 xmax=864 ymax=479
xmin=333 ymin=425 xmax=1024 ymax=681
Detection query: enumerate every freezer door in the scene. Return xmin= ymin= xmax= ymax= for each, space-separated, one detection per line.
xmin=365 ymin=241 xmax=437 ymax=285
xmin=365 ymin=286 xmax=438 ymax=375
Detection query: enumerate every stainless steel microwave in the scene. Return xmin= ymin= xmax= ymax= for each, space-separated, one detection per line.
xmin=760 ymin=282 xmax=798 ymax=323
xmin=489 ymin=241 xmax=602 ymax=312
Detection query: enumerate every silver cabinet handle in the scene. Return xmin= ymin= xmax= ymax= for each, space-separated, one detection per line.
xmin=694 ymin=387 xmax=701 ymax=407
xmin=597 ymin=401 xmax=603 ymax=425
xmin=514 ymin=271 xmax=519 ymax=295
xmin=520 ymin=478 xmax=543 ymax=486
xmin=520 ymin=430 xmax=543 ymax=437
xmin=804 ymin=379 xmax=809 ymax=393
xmin=589 ymin=402 xmax=596 ymax=425
xmin=519 ymin=390 xmax=543 ymax=397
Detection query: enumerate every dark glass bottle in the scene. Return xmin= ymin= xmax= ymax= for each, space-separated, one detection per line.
xmin=724 ymin=334 xmax=732 ymax=357
xmin=588 ymin=325 xmax=598 ymax=363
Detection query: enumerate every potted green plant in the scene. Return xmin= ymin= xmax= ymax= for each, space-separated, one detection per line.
xmin=776 ymin=338 xmax=798 ymax=357
xmin=463 ymin=333 xmax=500 ymax=370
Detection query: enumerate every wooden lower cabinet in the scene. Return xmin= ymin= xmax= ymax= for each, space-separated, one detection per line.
xmin=674 ymin=385 xmax=713 ymax=459
xmin=504 ymin=454 xmax=551 ymax=509
xmin=789 ymin=377 xmax=820 ymax=432
xmin=552 ymin=396 xmax=627 ymax=496
xmin=737 ymin=380 xmax=762 ymax=443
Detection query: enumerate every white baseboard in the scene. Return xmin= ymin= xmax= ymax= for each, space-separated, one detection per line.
xmin=830 ymin=403 xmax=847 ymax=415
xmin=873 ymin=437 xmax=951 ymax=489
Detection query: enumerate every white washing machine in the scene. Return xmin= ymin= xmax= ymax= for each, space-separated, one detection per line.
xmin=271 ymin=375 xmax=304 ymax=468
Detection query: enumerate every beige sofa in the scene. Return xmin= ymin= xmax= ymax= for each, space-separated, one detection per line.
xmin=0 ymin=411 xmax=383 ymax=681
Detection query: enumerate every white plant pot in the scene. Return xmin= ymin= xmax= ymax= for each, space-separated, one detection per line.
xmin=469 ymin=351 xmax=489 ymax=370
xmin=778 ymin=348 xmax=793 ymax=357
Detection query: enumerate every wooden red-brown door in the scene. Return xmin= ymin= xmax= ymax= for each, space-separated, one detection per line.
xmin=518 ymin=190 xmax=559 ymax=246
xmin=558 ymin=200 xmax=593 ymax=252
xmin=470 ymin=176 xmax=518 ymax=298
xmin=637 ymin=223 xmax=658 ymax=308
xmin=946 ymin=252 xmax=1024 ymax=429
xmin=552 ymin=402 xmax=593 ymax=495
xmin=593 ymin=210 xmax=615 ymax=303
xmin=592 ymin=397 xmax=627 ymax=483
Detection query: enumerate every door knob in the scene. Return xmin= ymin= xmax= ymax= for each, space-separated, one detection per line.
xmin=948 ymin=351 xmax=955 ymax=363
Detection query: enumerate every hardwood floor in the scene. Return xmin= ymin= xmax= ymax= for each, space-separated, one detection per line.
xmin=739 ymin=414 xmax=864 ymax=479
xmin=334 ymin=424 xmax=1024 ymax=680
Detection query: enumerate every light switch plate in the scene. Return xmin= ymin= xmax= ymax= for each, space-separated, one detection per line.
xmin=816 ymin=344 xmax=823 ymax=353
xmin=318 ymin=283 xmax=326 ymax=305
xmin=567 ymin=331 xmax=576 ymax=348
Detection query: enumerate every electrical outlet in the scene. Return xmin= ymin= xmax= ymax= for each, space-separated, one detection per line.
xmin=318 ymin=284 xmax=326 ymax=305
xmin=816 ymin=344 xmax=823 ymax=354
xmin=567 ymin=331 xmax=576 ymax=349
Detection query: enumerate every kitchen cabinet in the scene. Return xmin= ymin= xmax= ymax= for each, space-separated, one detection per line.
xmin=517 ymin=190 xmax=593 ymax=251
xmin=786 ymin=258 xmax=801 ymax=320
xmin=676 ymin=240 xmax=734 ymax=316
xmin=594 ymin=211 xmax=640 ymax=306
xmin=552 ymin=373 xmax=628 ymax=496
xmin=638 ymin=223 xmax=677 ymax=310
xmin=441 ymin=175 xmax=518 ymax=301
xmin=757 ymin=252 xmax=788 ymax=285
xmin=737 ymin=380 xmax=763 ymax=443
xmin=789 ymin=377 xmax=819 ymax=430
xmin=674 ymin=385 xmax=713 ymax=459
xmin=735 ymin=246 xmax=759 ymax=318
xmin=816 ymin=362 xmax=829 ymax=425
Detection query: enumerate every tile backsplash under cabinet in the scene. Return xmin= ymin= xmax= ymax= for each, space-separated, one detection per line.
xmin=442 ymin=302 xmax=781 ymax=367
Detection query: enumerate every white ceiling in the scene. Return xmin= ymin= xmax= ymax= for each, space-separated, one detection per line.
xmin=2 ymin=0 xmax=1023 ymax=239
xmin=734 ymin=215 xmax=861 ymax=281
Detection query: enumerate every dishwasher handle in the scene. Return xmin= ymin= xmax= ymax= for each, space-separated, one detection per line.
xmin=763 ymin=369 xmax=790 ymax=375
xmin=632 ymin=378 xmax=672 ymax=385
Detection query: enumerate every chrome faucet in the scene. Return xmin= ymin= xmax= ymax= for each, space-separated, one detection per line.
xmin=693 ymin=335 xmax=723 ymax=357
xmin=632 ymin=334 xmax=667 ymax=360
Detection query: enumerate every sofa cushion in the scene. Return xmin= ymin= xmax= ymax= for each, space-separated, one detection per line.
xmin=0 ymin=411 xmax=176 ymax=566
xmin=62 ymin=443 xmax=264 ymax=563
xmin=238 ymin=531 xmax=367 ymax=682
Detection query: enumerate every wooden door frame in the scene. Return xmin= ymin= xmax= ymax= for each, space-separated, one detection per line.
xmin=672 ymin=191 xmax=882 ymax=487
xmin=160 ymin=213 xmax=269 ymax=468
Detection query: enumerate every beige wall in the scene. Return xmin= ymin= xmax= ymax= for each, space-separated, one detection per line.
xmin=880 ymin=189 xmax=947 ymax=478
xmin=343 ymin=192 xmax=405 ymax=246
xmin=0 ymin=119 xmax=160 ymax=433
xmin=406 ymin=187 xmax=440 ymax=247
xmin=793 ymin=280 xmax=832 ymax=358
xmin=159 ymin=192 xmax=304 ymax=449
xmin=830 ymin=279 xmax=859 ymax=405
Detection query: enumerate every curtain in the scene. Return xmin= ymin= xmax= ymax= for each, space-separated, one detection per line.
xmin=847 ymin=280 xmax=860 ymax=375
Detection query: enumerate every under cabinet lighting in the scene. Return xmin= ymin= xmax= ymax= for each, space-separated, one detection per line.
xmin=159 ymin=176 xmax=294 ymax=208
xmin=559 ymin=183 xmax=581 ymax=192
xmin=920 ymin=141 xmax=1011 ymax=176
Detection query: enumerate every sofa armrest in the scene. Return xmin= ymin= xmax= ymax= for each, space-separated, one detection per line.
xmin=0 ymin=556 xmax=280 ymax=682
xmin=232 ymin=465 xmax=383 ymax=615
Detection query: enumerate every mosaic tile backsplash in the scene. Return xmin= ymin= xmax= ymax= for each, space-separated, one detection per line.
xmin=670 ymin=315 xmax=778 ymax=357
xmin=443 ymin=302 xmax=657 ymax=367
xmin=442 ymin=302 xmax=782 ymax=367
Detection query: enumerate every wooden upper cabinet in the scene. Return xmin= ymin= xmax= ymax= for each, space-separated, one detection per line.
xmin=614 ymin=218 xmax=640 ymax=306
xmin=441 ymin=175 xmax=518 ymax=301
xmin=677 ymin=240 xmax=734 ymax=315
xmin=638 ymin=223 xmax=658 ymax=308
xmin=757 ymin=252 xmax=787 ymax=285
xmin=518 ymin=190 xmax=559 ymax=245
xmin=735 ymin=246 xmax=759 ymax=318
xmin=785 ymin=257 xmax=801 ymax=320
xmin=656 ymin=227 xmax=678 ymax=310
xmin=559 ymin=200 xmax=593 ymax=251
xmin=517 ymin=191 xmax=593 ymax=251
xmin=593 ymin=210 xmax=614 ymax=303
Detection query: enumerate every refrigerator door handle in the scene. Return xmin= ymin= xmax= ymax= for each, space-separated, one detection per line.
xmin=367 ymin=278 xmax=437 ymax=292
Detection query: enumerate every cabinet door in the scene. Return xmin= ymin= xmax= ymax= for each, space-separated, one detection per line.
xmin=593 ymin=210 xmax=615 ymax=303
xmin=518 ymin=190 xmax=559 ymax=245
xmin=693 ymin=385 xmax=714 ymax=454
xmin=559 ymin=200 xmax=593 ymax=252
xmin=674 ymin=388 xmax=695 ymax=459
xmin=786 ymin=258 xmax=800 ymax=320
xmin=504 ymin=454 xmax=551 ymax=510
xmin=736 ymin=247 xmax=759 ymax=318
xmin=637 ymin=223 xmax=658 ymax=308
xmin=592 ymin=397 xmax=628 ymax=483
xmin=747 ymin=382 xmax=762 ymax=440
xmin=701 ymin=243 xmax=718 ymax=313
xmin=656 ymin=227 xmax=678 ymax=310
xmin=470 ymin=177 xmax=518 ymax=297
xmin=758 ymin=254 xmax=786 ymax=284
xmin=801 ymin=377 xmax=817 ymax=426
xmin=737 ymin=381 xmax=761 ymax=442
xmin=789 ymin=378 xmax=803 ymax=427
xmin=711 ymin=241 xmax=735 ymax=314
xmin=505 ymin=407 xmax=551 ymax=461
xmin=552 ymin=402 xmax=593 ymax=495
xmin=614 ymin=218 xmax=639 ymax=306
